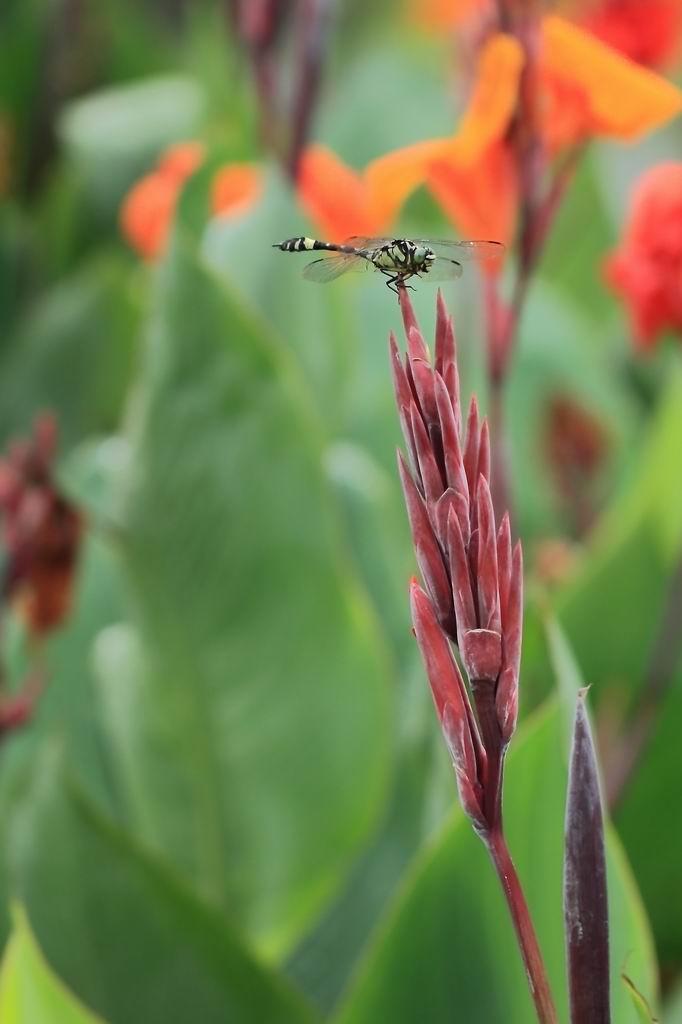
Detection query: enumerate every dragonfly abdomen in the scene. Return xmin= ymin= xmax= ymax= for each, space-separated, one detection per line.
xmin=274 ymin=237 xmax=359 ymax=254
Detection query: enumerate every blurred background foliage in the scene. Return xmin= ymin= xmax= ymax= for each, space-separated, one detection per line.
xmin=1 ymin=1 xmax=682 ymax=1021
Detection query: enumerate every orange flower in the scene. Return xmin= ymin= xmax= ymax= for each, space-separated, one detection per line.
xmin=297 ymin=33 xmax=523 ymax=246
xmin=576 ymin=0 xmax=682 ymax=69
xmin=540 ymin=15 xmax=682 ymax=150
xmin=212 ymin=163 xmax=263 ymax=219
xmin=298 ymin=18 xmax=682 ymax=250
xmin=410 ymin=0 xmax=682 ymax=67
xmin=605 ymin=163 xmax=682 ymax=349
xmin=120 ymin=142 xmax=262 ymax=260
xmin=297 ymin=145 xmax=383 ymax=240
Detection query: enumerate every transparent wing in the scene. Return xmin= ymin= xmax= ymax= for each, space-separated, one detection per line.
xmin=412 ymin=239 xmax=505 ymax=261
xmin=302 ymin=252 xmax=372 ymax=283
xmin=421 ymin=257 xmax=464 ymax=282
xmin=343 ymin=235 xmax=394 ymax=250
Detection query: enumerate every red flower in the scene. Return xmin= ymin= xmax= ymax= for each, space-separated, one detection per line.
xmin=605 ymin=163 xmax=682 ymax=349
xmin=578 ymin=0 xmax=682 ymax=69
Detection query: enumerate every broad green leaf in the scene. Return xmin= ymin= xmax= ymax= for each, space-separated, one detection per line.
xmin=335 ymin=703 xmax=657 ymax=1024
xmin=0 ymin=0 xmax=44 ymax=190
xmin=540 ymin=152 xmax=617 ymax=324
xmin=622 ymin=974 xmax=658 ymax=1023
xmin=1 ymin=749 xmax=316 ymax=1024
xmin=664 ymin=982 xmax=682 ymax=1023
xmin=285 ymin=655 xmax=450 ymax=1013
xmin=612 ymin=679 xmax=682 ymax=972
xmin=57 ymin=76 xmax=205 ymax=210
xmin=556 ymin=364 xmax=682 ymax=695
xmin=553 ymin=365 xmax=682 ymax=969
xmin=0 ymin=258 xmax=137 ymax=448
xmin=505 ymin=279 xmax=637 ymax=539
xmin=96 ymin=228 xmax=391 ymax=955
xmin=0 ymin=905 xmax=106 ymax=1024
xmin=601 ymin=362 xmax=682 ymax=562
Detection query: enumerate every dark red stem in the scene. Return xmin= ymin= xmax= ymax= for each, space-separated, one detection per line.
xmin=486 ymin=828 xmax=559 ymax=1024
xmin=287 ymin=0 xmax=335 ymax=178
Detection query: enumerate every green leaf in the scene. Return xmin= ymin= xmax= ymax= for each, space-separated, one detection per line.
xmin=539 ymin=152 xmax=617 ymax=324
xmin=622 ymin=975 xmax=659 ymax=1023
xmin=0 ymin=258 xmax=137 ymax=448
xmin=0 ymin=905 xmax=106 ymax=1024
xmin=335 ymin=702 xmax=657 ymax=1024
xmin=97 ymin=228 xmax=391 ymax=955
xmin=553 ymin=365 xmax=682 ymax=970
xmin=663 ymin=981 xmax=682 ymax=1023
xmin=0 ymin=749 xmax=316 ymax=1024
xmin=505 ymin=279 xmax=637 ymax=538
xmin=557 ymin=365 xmax=682 ymax=702
xmin=57 ymin=75 xmax=205 ymax=211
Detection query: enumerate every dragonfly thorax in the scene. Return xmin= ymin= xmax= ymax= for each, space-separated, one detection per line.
xmin=371 ymin=240 xmax=436 ymax=274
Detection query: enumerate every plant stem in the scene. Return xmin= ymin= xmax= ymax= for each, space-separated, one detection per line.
xmin=484 ymin=145 xmax=584 ymax=522
xmin=472 ymin=680 xmax=557 ymax=1022
xmin=486 ymin=828 xmax=559 ymax=1024
xmin=287 ymin=0 xmax=335 ymax=178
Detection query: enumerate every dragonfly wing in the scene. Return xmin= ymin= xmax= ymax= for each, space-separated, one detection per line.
xmin=413 ymin=239 xmax=505 ymax=261
xmin=302 ymin=252 xmax=371 ymax=282
xmin=343 ymin=235 xmax=394 ymax=250
xmin=422 ymin=257 xmax=464 ymax=282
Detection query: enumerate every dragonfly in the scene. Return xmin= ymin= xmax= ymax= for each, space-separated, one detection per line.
xmin=272 ymin=235 xmax=504 ymax=293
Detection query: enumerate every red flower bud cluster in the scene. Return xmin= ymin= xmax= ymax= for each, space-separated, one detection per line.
xmin=0 ymin=414 xmax=82 ymax=736
xmin=0 ymin=415 xmax=82 ymax=638
xmin=391 ymin=291 xmax=523 ymax=832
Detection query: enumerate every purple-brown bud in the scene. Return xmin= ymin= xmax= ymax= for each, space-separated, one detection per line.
xmin=411 ymin=581 xmax=486 ymax=830
xmin=392 ymin=291 xmax=525 ymax=831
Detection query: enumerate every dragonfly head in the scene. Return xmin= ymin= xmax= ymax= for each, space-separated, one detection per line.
xmin=413 ymin=245 xmax=436 ymax=272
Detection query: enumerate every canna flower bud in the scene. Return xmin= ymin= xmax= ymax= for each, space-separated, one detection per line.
xmin=410 ymin=580 xmax=486 ymax=831
xmin=393 ymin=291 xmax=524 ymax=830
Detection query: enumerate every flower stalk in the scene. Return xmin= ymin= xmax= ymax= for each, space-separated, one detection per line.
xmin=392 ymin=289 xmax=557 ymax=1024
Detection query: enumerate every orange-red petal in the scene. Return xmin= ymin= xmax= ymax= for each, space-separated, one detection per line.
xmin=541 ymin=15 xmax=682 ymax=145
xmin=120 ymin=172 xmax=180 ymax=261
xmin=449 ymin=33 xmax=525 ymax=166
xmin=427 ymin=139 xmax=518 ymax=250
xmin=297 ymin=144 xmax=379 ymax=241
xmin=363 ymin=33 xmax=523 ymax=229
xmin=211 ymin=163 xmax=263 ymax=218
xmin=577 ymin=0 xmax=682 ymax=70
xmin=157 ymin=141 xmax=206 ymax=182
xmin=365 ymin=138 xmax=453 ymax=228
